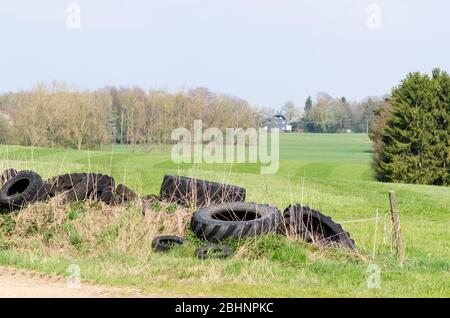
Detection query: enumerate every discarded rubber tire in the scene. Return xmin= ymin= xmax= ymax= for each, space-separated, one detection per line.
xmin=60 ymin=176 xmax=94 ymax=203
xmin=151 ymin=235 xmax=186 ymax=252
xmin=91 ymin=174 xmax=114 ymax=193
xmin=47 ymin=173 xmax=115 ymax=203
xmin=0 ymin=170 xmax=47 ymax=210
xmin=191 ymin=202 xmax=281 ymax=242
xmin=0 ymin=169 xmax=18 ymax=187
xmin=115 ymin=184 xmax=138 ymax=203
xmin=195 ymin=245 xmax=233 ymax=260
xmin=46 ymin=173 xmax=87 ymax=196
xmin=160 ymin=175 xmax=246 ymax=207
xmin=283 ymin=204 xmax=356 ymax=250
xmin=89 ymin=174 xmax=115 ymax=202
xmin=100 ymin=189 xmax=114 ymax=204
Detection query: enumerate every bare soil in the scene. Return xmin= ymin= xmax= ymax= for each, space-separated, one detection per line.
xmin=0 ymin=266 xmax=162 ymax=298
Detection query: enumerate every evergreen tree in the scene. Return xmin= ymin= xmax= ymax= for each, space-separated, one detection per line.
xmin=304 ymin=96 xmax=313 ymax=114
xmin=375 ymin=68 xmax=450 ymax=185
xmin=302 ymin=96 xmax=315 ymax=132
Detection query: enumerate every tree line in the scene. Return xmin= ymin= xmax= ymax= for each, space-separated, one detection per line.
xmin=1 ymin=82 xmax=392 ymax=152
xmin=0 ymin=82 xmax=256 ymax=151
xmin=0 ymin=80 xmax=414 ymax=151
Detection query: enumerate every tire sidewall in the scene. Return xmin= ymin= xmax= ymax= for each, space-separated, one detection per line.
xmin=152 ymin=235 xmax=186 ymax=252
xmin=191 ymin=202 xmax=280 ymax=241
xmin=0 ymin=171 xmax=45 ymax=209
xmin=193 ymin=202 xmax=274 ymax=227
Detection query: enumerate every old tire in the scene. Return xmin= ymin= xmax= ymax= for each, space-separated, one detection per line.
xmin=100 ymin=189 xmax=114 ymax=204
xmin=283 ymin=204 xmax=356 ymax=250
xmin=151 ymin=235 xmax=186 ymax=252
xmin=160 ymin=175 xmax=246 ymax=207
xmin=47 ymin=173 xmax=115 ymax=203
xmin=89 ymin=174 xmax=115 ymax=202
xmin=191 ymin=202 xmax=281 ymax=242
xmin=195 ymin=245 xmax=233 ymax=260
xmin=0 ymin=169 xmax=18 ymax=187
xmin=60 ymin=176 xmax=94 ymax=203
xmin=0 ymin=171 xmax=47 ymax=210
xmin=114 ymin=184 xmax=138 ymax=203
xmin=46 ymin=173 xmax=87 ymax=196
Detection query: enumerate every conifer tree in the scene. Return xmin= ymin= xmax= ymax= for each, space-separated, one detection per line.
xmin=375 ymin=68 xmax=450 ymax=185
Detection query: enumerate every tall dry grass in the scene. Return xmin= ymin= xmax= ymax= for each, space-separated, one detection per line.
xmin=0 ymin=196 xmax=192 ymax=260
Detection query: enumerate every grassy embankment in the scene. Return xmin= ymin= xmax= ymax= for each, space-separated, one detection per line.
xmin=0 ymin=133 xmax=448 ymax=297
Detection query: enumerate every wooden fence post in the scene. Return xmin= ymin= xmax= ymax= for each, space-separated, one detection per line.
xmin=389 ymin=191 xmax=404 ymax=265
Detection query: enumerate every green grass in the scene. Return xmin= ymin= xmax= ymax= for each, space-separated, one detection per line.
xmin=0 ymin=133 xmax=449 ymax=297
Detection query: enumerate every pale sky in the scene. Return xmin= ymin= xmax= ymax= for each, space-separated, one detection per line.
xmin=1 ymin=0 xmax=449 ymax=108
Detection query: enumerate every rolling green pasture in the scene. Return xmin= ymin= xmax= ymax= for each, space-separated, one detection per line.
xmin=0 ymin=133 xmax=448 ymax=297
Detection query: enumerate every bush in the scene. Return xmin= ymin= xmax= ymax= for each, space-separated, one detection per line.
xmin=371 ymin=68 xmax=450 ymax=185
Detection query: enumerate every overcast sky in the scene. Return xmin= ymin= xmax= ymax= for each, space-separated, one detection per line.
xmin=1 ymin=0 xmax=449 ymax=108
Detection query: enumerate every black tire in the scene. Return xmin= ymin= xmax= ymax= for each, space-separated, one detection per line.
xmin=151 ymin=235 xmax=186 ymax=252
xmin=60 ymin=176 xmax=94 ymax=203
xmin=47 ymin=173 xmax=115 ymax=203
xmin=160 ymin=175 xmax=246 ymax=207
xmin=88 ymin=174 xmax=115 ymax=202
xmin=115 ymin=184 xmax=138 ymax=203
xmin=195 ymin=245 xmax=233 ymax=260
xmin=191 ymin=202 xmax=281 ymax=242
xmin=46 ymin=173 xmax=87 ymax=196
xmin=283 ymin=204 xmax=356 ymax=250
xmin=91 ymin=174 xmax=114 ymax=192
xmin=100 ymin=189 xmax=114 ymax=204
xmin=0 ymin=171 xmax=47 ymax=210
xmin=0 ymin=169 xmax=18 ymax=187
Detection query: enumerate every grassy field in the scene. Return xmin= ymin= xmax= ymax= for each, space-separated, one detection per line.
xmin=0 ymin=133 xmax=449 ymax=297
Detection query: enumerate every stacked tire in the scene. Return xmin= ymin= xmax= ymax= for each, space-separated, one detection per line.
xmin=0 ymin=169 xmax=139 ymax=211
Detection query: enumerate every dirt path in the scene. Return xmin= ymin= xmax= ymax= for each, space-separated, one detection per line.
xmin=0 ymin=266 xmax=151 ymax=298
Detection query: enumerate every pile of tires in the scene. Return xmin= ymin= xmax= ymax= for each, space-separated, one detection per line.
xmin=0 ymin=169 xmax=142 ymax=211
xmin=188 ymin=200 xmax=354 ymax=251
xmin=1 ymin=168 xmax=356 ymax=251
xmin=155 ymin=178 xmax=280 ymax=259
xmin=46 ymin=173 xmax=145 ymax=205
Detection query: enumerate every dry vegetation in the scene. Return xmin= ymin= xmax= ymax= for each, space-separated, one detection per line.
xmin=0 ymin=198 xmax=194 ymax=260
